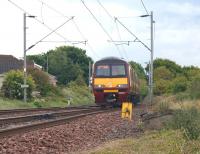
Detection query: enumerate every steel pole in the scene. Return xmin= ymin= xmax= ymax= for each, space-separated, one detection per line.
xmin=88 ymin=61 xmax=91 ymax=87
xmin=150 ymin=11 xmax=154 ymax=105
xmin=23 ymin=13 xmax=27 ymax=102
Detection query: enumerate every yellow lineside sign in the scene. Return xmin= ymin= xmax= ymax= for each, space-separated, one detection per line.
xmin=121 ymin=102 xmax=133 ymax=120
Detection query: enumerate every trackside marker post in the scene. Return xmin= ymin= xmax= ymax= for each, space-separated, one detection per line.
xmin=121 ymin=102 xmax=133 ymax=120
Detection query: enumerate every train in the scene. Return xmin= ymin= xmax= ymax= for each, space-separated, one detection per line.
xmin=91 ymin=57 xmax=140 ymax=106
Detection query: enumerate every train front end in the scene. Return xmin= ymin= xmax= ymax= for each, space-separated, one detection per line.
xmin=92 ymin=57 xmax=130 ymax=106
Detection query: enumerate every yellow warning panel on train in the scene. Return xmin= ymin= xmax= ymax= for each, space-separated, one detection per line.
xmin=104 ymin=90 xmax=118 ymax=93
xmin=121 ymin=102 xmax=133 ymax=120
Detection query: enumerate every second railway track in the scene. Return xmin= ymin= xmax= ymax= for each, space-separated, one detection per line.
xmin=0 ymin=106 xmax=118 ymax=138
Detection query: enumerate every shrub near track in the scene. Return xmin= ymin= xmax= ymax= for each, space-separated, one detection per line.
xmin=166 ymin=107 xmax=200 ymax=140
xmin=1 ymin=70 xmax=35 ymax=99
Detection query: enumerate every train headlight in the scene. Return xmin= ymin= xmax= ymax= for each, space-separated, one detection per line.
xmin=94 ymin=84 xmax=105 ymax=88
xmin=117 ymin=84 xmax=128 ymax=88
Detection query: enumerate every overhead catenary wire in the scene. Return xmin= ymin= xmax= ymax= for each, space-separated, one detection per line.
xmin=115 ymin=21 xmax=129 ymax=60
xmin=96 ymin=0 xmax=129 ymax=60
xmin=40 ymin=0 xmax=44 ymax=24
xmin=96 ymin=0 xmax=112 ymax=19
xmin=37 ymin=0 xmax=99 ymax=59
xmin=80 ymin=0 xmax=124 ymax=59
xmin=115 ymin=17 xmax=151 ymax=52
xmin=27 ymin=17 xmax=74 ymax=51
xmin=8 ymin=0 xmax=74 ymax=45
xmin=140 ymin=0 xmax=149 ymax=15
xmin=41 ymin=40 xmax=87 ymax=45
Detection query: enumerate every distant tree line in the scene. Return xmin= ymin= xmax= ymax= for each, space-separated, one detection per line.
xmin=146 ymin=58 xmax=200 ymax=99
xmin=2 ymin=45 xmax=200 ymax=100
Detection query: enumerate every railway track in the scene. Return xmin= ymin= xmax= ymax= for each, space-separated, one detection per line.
xmin=0 ymin=106 xmax=117 ymax=138
xmin=0 ymin=105 xmax=99 ymax=116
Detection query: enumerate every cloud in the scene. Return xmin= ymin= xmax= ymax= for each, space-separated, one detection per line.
xmin=0 ymin=0 xmax=200 ymax=67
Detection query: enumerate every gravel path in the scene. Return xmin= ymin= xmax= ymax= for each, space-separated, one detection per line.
xmin=0 ymin=110 xmax=143 ymax=154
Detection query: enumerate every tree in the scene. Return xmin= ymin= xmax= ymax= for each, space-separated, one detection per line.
xmin=129 ymin=61 xmax=146 ymax=79
xmin=129 ymin=61 xmax=148 ymax=97
xmin=154 ymin=66 xmax=174 ymax=81
xmin=27 ymin=46 xmax=93 ymax=85
xmin=146 ymin=58 xmax=182 ymax=77
xmin=1 ymin=70 xmax=35 ymax=99
xmin=153 ymin=66 xmax=174 ymax=95
xmin=171 ymin=76 xmax=188 ymax=94
xmin=154 ymin=79 xmax=171 ymax=95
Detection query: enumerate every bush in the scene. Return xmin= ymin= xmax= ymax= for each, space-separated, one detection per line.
xmin=33 ymin=101 xmax=42 ymax=108
xmin=167 ymin=107 xmax=200 ymax=140
xmin=28 ymin=68 xmax=52 ymax=96
xmin=189 ymin=75 xmax=200 ymax=99
xmin=1 ymin=70 xmax=35 ymax=99
xmin=140 ymin=79 xmax=148 ymax=98
xmin=154 ymin=79 xmax=171 ymax=95
xmin=63 ymin=80 xmax=94 ymax=105
xmin=171 ymin=76 xmax=188 ymax=94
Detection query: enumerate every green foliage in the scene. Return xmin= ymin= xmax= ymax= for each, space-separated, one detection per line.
xmin=33 ymin=101 xmax=42 ymax=108
xmin=188 ymin=75 xmax=200 ymax=99
xmin=1 ymin=70 xmax=35 ymax=99
xmin=148 ymin=58 xmax=182 ymax=76
xmin=175 ymin=92 xmax=190 ymax=101
xmin=129 ymin=61 xmax=146 ymax=79
xmin=154 ymin=66 xmax=174 ymax=80
xmin=27 ymin=46 xmax=93 ymax=85
xmin=27 ymin=54 xmax=47 ymax=70
xmin=129 ymin=61 xmax=148 ymax=98
xmin=171 ymin=76 xmax=188 ymax=94
xmin=91 ymin=130 xmax=200 ymax=154
xmin=151 ymin=59 xmax=200 ymax=97
xmin=182 ymin=66 xmax=200 ymax=81
xmin=63 ymin=83 xmax=94 ymax=106
xmin=140 ymin=79 xmax=148 ymax=97
xmin=27 ymin=68 xmax=52 ymax=96
xmin=167 ymin=107 xmax=200 ymax=140
xmin=154 ymin=79 xmax=171 ymax=95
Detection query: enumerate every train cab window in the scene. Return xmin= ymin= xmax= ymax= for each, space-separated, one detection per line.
xmin=111 ymin=65 xmax=126 ymax=77
xmin=96 ymin=65 xmax=110 ymax=77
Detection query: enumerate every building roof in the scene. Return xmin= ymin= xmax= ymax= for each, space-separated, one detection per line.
xmin=0 ymin=55 xmax=34 ymax=74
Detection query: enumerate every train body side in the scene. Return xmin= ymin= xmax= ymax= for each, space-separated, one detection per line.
xmin=92 ymin=57 xmax=140 ymax=106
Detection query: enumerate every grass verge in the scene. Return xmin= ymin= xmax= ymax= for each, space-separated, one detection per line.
xmin=0 ymin=85 xmax=94 ymax=109
xmin=88 ymin=130 xmax=200 ymax=154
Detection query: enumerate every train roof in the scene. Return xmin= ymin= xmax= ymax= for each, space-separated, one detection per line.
xmin=95 ymin=57 xmax=127 ymax=64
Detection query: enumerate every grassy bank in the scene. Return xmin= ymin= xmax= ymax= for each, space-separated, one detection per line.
xmin=0 ymin=85 xmax=94 ymax=110
xmin=88 ymin=130 xmax=200 ymax=154
xmin=0 ymin=97 xmax=69 ymax=109
xmin=87 ymin=96 xmax=200 ymax=154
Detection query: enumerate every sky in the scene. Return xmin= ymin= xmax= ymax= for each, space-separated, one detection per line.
xmin=0 ymin=0 xmax=200 ymax=67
